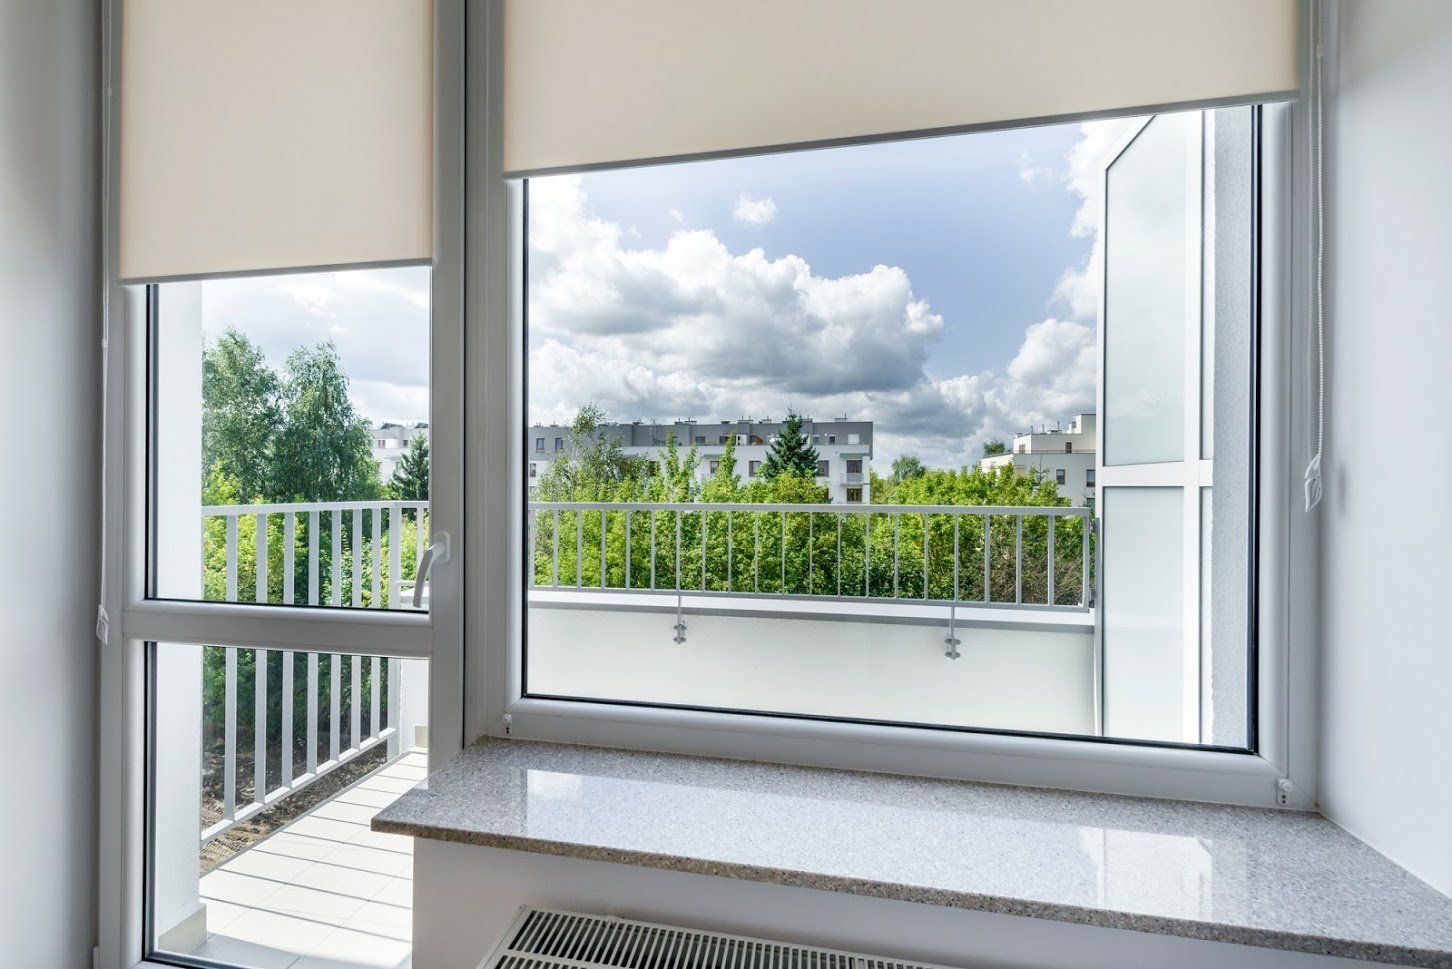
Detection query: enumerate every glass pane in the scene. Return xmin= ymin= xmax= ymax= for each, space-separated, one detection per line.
xmin=149 ymin=641 xmax=427 ymax=967
xmin=1103 ymin=113 xmax=1194 ymax=466
xmin=150 ymin=266 xmax=431 ymax=611
xmin=1101 ymin=487 xmax=1186 ymax=743
xmin=1202 ymin=106 xmax=1255 ymax=460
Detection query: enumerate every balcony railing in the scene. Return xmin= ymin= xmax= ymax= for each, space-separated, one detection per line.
xmin=198 ymin=500 xmax=430 ymax=844
xmin=527 ymin=501 xmax=1094 ymax=612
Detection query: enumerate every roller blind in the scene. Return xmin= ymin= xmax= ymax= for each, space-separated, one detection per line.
xmin=119 ymin=0 xmax=433 ymax=282
xmin=504 ymin=0 xmax=1298 ymax=177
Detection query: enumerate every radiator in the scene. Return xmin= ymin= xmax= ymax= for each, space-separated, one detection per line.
xmin=478 ymin=907 xmax=959 ymax=969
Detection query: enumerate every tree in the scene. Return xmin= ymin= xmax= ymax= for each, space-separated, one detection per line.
xmin=271 ymin=342 xmax=381 ymax=502
xmin=982 ymin=439 xmax=1009 ymax=457
xmin=202 ymin=328 xmax=281 ymax=500
xmin=759 ymin=411 xmax=819 ymax=479
xmin=700 ymin=433 xmax=741 ymax=502
xmin=536 ymin=403 xmax=650 ymax=501
xmin=890 ymin=454 xmax=926 ymax=482
xmin=389 ymin=431 xmax=430 ymax=502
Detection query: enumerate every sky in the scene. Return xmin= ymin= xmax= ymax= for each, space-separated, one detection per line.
xmin=195 ymin=115 xmax=1142 ymax=470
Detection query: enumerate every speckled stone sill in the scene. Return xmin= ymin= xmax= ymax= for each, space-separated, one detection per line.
xmin=374 ymin=738 xmax=1452 ymax=968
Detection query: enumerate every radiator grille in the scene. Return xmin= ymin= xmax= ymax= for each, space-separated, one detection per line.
xmin=480 ymin=908 xmax=958 ymax=969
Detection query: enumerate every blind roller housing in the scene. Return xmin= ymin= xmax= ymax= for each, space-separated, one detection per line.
xmin=120 ymin=0 xmax=433 ymax=282
xmin=504 ymin=0 xmax=1297 ymax=177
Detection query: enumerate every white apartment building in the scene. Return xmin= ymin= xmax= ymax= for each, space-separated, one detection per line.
xmin=527 ymin=417 xmax=874 ymax=503
xmin=370 ymin=422 xmax=429 ymax=480
xmin=977 ymin=412 xmax=1097 ymax=506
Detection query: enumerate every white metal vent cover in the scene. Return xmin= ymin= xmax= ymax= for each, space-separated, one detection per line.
xmin=478 ymin=907 xmax=963 ymax=969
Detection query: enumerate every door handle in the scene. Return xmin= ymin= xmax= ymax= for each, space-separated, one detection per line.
xmin=412 ymin=531 xmax=451 ymax=609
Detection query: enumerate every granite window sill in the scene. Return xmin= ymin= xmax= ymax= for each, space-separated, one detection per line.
xmin=374 ymin=738 xmax=1452 ymax=967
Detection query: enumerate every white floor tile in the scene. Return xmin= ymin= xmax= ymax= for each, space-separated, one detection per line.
xmin=370 ymin=877 xmax=412 ymax=909
xmin=320 ymin=842 xmax=414 ymax=878
xmin=219 ymin=907 xmax=337 ymax=958
xmin=297 ymin=924 xmax=414 ymax=968
xmin=289 ymin=859 xmax=394 ymax=900
xmin=264 ymin=882 xmax=370 ymax=923
xmin=200 ymin=869 xmax=284 ymax=907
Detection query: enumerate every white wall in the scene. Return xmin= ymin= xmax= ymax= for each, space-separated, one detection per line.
xmin=0 ymin=0 xmax=100 ymax=963
xmin=529 ymin=598 xmax=1096 ymax=735
xmin=1319 ymin=0 xmax=1452 ymax=897
xmin=414 ymin=842 xmax=1374 ymax=969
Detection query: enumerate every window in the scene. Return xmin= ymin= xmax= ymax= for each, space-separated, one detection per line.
xmin=519 ymin=106 xmax=1261 ymax=759
xmin=1086 ymin=468 xmax=1096 ymax=487
xmin=555 ymin=436 xmax=564 ymax=450
xmin=535 ymin=437 xmax=545 ymax=452
xmin=1065 ymin=441 xmax=1073 ymax=453
xmin=695 ymin=435 xmax=706 ymax=445
xmin=530 ymin=463 xmax=538 ymax=478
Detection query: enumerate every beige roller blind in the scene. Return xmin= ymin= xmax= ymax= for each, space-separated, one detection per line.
xmin=120 ymin=0 xmax=433 ymax=282
xmin=505 ymin=0 xmax=1297 ymax=177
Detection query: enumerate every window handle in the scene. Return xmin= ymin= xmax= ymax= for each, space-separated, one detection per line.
xmin=412 ymin=531 xmax=451 ymax=609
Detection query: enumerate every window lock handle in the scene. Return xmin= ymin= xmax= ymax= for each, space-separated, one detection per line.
xmin=413 ymin=531 xmax=451 ymax=609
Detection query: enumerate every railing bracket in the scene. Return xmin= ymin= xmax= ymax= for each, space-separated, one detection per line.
xmin=944 ymin=603 xmax=962 ymax=659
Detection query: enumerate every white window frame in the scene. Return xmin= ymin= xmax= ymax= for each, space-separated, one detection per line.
xmin=96 ymin=2 xmax=466 ymax=966
xmin=472 ymin=2 xmax=1315 ymax=812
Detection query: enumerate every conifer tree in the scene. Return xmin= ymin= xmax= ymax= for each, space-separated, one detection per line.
xmin=759 ymin=411 xmax=820 ymax=479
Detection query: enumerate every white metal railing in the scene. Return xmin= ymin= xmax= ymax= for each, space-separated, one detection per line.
xmin=199 ymin=500 xmax=429 ymax=844
xmin=201 ymin=647 xmax=403 ymax=845
xmin=526 ymin=501 xmax=1094 ymax=613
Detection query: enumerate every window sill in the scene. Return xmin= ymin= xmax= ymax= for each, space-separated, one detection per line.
xmin=374 ymin=739 xmax=1452 ymax=967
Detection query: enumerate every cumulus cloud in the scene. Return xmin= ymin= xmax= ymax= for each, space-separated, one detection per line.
xmin=199 ymin=265 xmax=430 ymax=425
xmin=1017 ymin=150 xmax=1054 ymax=185
xmin=731 ymin=193 xmax=777 ymax=226
xmin=1052 ymin=117 xmax=1146 ymax=321
xmin=526 ymin=175 xmax=1098 ymax=468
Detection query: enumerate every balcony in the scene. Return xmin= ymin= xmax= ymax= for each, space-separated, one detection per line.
xmin=524 ymin=500 xmax=1097 ymax=734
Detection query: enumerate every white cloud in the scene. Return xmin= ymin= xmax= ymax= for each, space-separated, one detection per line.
xmin=669 ymin=207 xmax=684 ymax=223
xmin=1052 ymin=117 xmax=1145 ymax=321
xmin=199 ymin=265 xmax=431 ymax=425
xmin=1017 ymin=150 xmax=1054 ymax=185
xmin=731 ymin=193 xmax=777 ymax=226
xmin=525 ymin=175 xmax=1097 ymax=469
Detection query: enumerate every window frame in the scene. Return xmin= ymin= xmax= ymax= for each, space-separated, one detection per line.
xmin=97 ymin=2 xmax=466 ymax=966
xmin=475 ymin=82 xmax=1314 ymax=810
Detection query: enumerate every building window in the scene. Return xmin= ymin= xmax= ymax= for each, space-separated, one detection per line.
xmin=555 ymin=437 xmax=564 ymax=450
xmin=1086 ymin=468 xmax=1096 ymax=487
xmin=535 ymin=437 xmax=544 ymax=452
xmin=694 ymin=435 xmax=706 ymax=444
xmin=1065 ymin=441 xmax=1073 ymax=453
xmin=520 ymin=105 xmax=1260 ymax=753
xmin=529 ymin=463 xmax=537 ymax=478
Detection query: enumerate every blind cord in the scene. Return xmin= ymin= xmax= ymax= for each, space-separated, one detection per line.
xmin=1304 ymin=0 xmax=1325 ymax=513
xmin=96 ymin=4 xmax=114 ymax=645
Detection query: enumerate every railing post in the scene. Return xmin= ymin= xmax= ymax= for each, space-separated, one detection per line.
xmin=283 ymin=512 xmax=295 ymax=605
xmin=387 ymin=655 xmax=403 ymax=758
xmin=389 ymin=503 xmax=403 ymax=608
xmin=306 ymin=653 xmax=318 ymax=776
xmin=223 ymin=647 xmax=236 ymax=820
xmin=350 ymin=655 xmax=362 ymax=751
xmin=351 ymin=507 xmax=363 ymax=608
xmin=254 ymin=512 xmax=268 ymax=604
xmin=308 ymin=509 xmax=320 ymax=605
xmin=1047 ymin=515 xmax=1057 ymax=606
xmin=329 ymin=654 xmax=341 ymax=763
xmin=1015 ymin=515 xmax=1023 ymax=604
xmin=253 ymin=647 xmax=267 ymax=805
xmin=371 ymin=508 xmax=383 ymax=608
xmin=281 ymin=650 xmax=294 ymax=787
xmin=370 ymin=655 xmax=381 ymax=739
xmin=225 ymin=515 xmax=238 ymax=602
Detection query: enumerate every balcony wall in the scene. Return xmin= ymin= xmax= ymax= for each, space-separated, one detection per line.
xmin=527 ymin=594 xmax=1095 ymax=735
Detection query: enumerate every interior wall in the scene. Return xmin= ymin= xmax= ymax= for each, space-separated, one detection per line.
xmin=0 ymin=0 xmax=101 ymax=963
xmin=1319 ymin=0 xmax=1452 ymax=896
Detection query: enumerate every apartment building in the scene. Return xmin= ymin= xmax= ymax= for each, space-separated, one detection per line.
xmin=369 ymin=421 xmax=428 ymax=480
xmin=977 ymin=413 xmax=1097 ymax=506
xmin=527 ymin=417 xmax=874 ymax=503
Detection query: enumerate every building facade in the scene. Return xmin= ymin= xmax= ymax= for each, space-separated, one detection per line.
xmin=370 ymin=422 xmax=429 ymax=481
xmin=976 ymin=413 xmax=1097 ymax=506
xmin=527 ymin=417 xmax=873 ymax=503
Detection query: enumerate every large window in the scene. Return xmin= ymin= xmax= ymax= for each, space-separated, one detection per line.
xmin=521 ymin=108 xmax=1258 ymax=748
